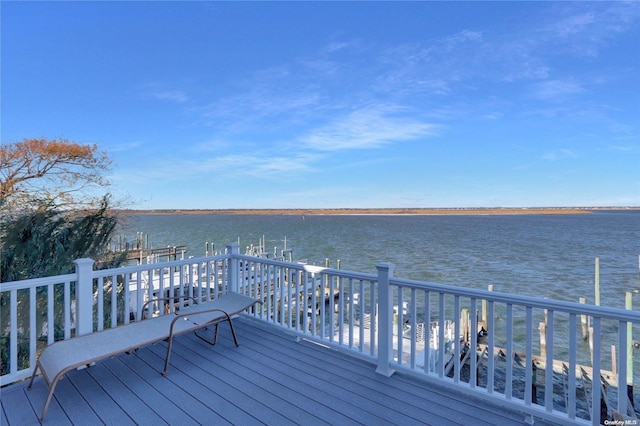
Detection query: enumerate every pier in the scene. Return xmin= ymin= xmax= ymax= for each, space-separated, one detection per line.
xmin=124 ymin=245 xmax=187 ymax=263
xmin=110 ymin=231 xmax=187 ymax=263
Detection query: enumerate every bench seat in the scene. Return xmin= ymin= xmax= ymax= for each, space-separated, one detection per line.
xmin=28 ymin=292 xmax=260 ymax=421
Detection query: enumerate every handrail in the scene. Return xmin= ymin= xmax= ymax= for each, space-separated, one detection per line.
xmin=390 ymin=276 xmax=640 ymax=322
xmin=90 ymin=252 xmax=229 ymax=278
xmin=234 ymin=253 xmax=378 ymax=281
xmin=0 ymin=273 xmax=76 ymax=290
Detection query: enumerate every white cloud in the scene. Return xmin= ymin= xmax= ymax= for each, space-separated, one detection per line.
xmin=107 ymin=141 xmax=143 ymax=153
xmin=186 ymin=151 xmax=320 ymax=178
xmin=530 ymin=80 xmax=585 ymax=101
xmin=542 ymin=149 xmax=579 ymax=161
xmin=442 ymin=30 xmax=483 ymax=48
xmin=200 ymin=87 xmax=322 ymax=132
xmin=324 ymin=41 xmax=352 ymax=53
xmin=152 ymin=90 xmax=188 ymax=103
xmin=301 ymin=106 xmax=437 ymax=151
xmin=554 ymin=12 xmax=596 ymax=36
xmin=536 ymin=3 xmax=640 ymax=58
xmin=116 ymin=149 xmax=322 ymax=187
xmin=608 ymin=144 xmax=640 ymax=154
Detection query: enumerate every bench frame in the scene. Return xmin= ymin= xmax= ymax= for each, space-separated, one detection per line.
xmin=27 ymin=292 xmax=260 ymax=422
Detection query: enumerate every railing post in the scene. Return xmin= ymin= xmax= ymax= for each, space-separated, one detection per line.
xmin=227 ymin=243 xmax=240 ymax=293
xmin=375 ymin=262 xmax=395 ymax=377
xmin=74 ymin=258 xmax=95 ymax=336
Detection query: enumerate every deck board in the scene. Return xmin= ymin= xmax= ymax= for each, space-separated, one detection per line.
xmin=236 ymin=322 xmax=519 ymax=425
xmin=162 ymin=342 xmax=335 ymax=425
xmin=133 ymin=347 xmax=249 ymax=424
xmin=45 ymin=374 xmax=103 ymax=425
xmin=86 ymin=362 xmax=168 ymax=425
xmin=145 ymin=342 xmax=300 ymax=425
xmin=1 ymin=399 xmax=8 ymax=426
xmin=213 ymin=327 xmax=441 ymax=425
xmin=2 ymin=318 xmax=547 ymax=425
xmin=2 ymin=385 xmax=43 ymax=426
xmin=102 ymin=357 xmax=198 ymax=425
xmin=168 ymin=336 xmax=376 ymax=425
xmin=62 ymin=364 xmax=131 ymax=426
xmin=103 ymin=354 xmax=214 ymax=425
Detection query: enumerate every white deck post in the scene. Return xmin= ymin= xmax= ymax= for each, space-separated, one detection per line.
xmin=227 ymin=243 xmax=240 ymax=294
xmin=375 ymin=262 xmax=395 ymax=377
xmin=74 ymin=258 xmax=95 ymax=336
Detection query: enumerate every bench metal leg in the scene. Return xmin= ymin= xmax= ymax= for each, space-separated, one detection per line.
xmin=38 ymin=384 xmax=57 ymax=423
xmin=27 ymin=361 xmax=65 ymax=422
xmin=162 ymin=335 xmax=175 ymax=376
xmin=27 ymin=361 xmax=40 ymax=389
xmin=194 ymin=317 xmax=240 ymax=347
xmin=193 ymin=319 xmax=239 ymax=347
xmin=226 ymin=318 xmax=240 ymax=347
xmin=162 ymin=312 xmax=239 ymax=376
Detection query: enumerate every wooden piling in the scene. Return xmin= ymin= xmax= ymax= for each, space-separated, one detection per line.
xmin=532 ymin=364 xmax=538 ymax=404
xmin=589 ymin=327 xmax=594 ymax=365
xmin=482 ymin=285 xmax=494 ymax=332
xmin=541 ymin=303 xmax=549 ymax=358
xmin=324 ymin=258 xmax=329 ymax=289
xmin=595 ymin=257 xmax=600 ymax=306
xmin=580 ymin=297 xmax=588 ymax=340
xmin=626 ymin=291 xmax=634 ymax=408
xmin=539 ymin=322 xmax=547 ymax=358
xmin=482 ymin=298 xmax=487 ymax=330
xmin=461 ymin=308 xmax=470 ymax=342
xmin=611 ymin=345 xmax=617 ymax=375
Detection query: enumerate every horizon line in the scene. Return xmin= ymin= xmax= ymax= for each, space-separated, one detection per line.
xmin=114 ymin=206 xmax=640 ymax=215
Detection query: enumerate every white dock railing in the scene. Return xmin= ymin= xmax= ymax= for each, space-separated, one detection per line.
xmin=1 ymin=244 xmax=638 ymax=425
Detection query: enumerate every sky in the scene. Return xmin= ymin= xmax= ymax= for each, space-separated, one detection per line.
xmin=2 ymin=1 xmax=639 ymax=209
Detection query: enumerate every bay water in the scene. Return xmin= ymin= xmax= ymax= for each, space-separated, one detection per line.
xmin=118 ymin=210 xmax=640 ymax=308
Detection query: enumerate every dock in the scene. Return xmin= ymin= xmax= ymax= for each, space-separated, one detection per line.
xmin=124 ymin=245 xmax=187 ymax=262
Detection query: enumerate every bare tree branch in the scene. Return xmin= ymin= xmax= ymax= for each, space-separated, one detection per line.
xmin=1 ymin=137 xmax=111 ymax=212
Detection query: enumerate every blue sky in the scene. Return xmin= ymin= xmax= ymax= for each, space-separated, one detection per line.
xmin=2 ymin=2 xmax=639 ymax=209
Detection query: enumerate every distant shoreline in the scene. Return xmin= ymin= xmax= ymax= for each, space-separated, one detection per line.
xmin=115 ymin=207 xmax=637 ymax=216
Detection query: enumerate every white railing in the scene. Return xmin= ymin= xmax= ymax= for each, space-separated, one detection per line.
xmin=383 ymin=272 xmax=640 ymax=426
xmin=0 ymin=272 xmax=76 ymax=385
xmin=1 ymin=244 xmax=638 ymax=425
xmin=0 ymin=250 xmax=232 ymax=384
xmin=233 ymin=253 xmax=379 ymax=360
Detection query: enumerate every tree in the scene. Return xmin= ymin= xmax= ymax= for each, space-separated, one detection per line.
xmin=0 ymin=195 xmax=127 ymax=374
xmin=0 ymin=195 xmax=124 ymax=281
xmin=0 ymin=137 xmax=111 ymax=212
xmin=0 ymin=139 xmax=127 ymax=374
xmin=0 ymin=137 xmax=125 ymax=280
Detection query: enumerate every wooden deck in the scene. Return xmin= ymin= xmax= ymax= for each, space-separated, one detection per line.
xmin=2 ymin=318 xmax=550 ymax=425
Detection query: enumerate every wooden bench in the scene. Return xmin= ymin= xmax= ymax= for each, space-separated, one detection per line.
xmin=28 ymin=292 xmax=261 ymax=422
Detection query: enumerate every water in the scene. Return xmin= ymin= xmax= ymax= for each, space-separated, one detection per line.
xmin=118 ymin=211 xmax=640 ymax=308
